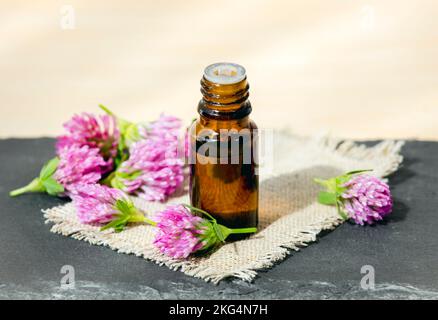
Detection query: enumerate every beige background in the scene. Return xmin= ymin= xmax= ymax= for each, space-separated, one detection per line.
xmin=1 ymin=0 xmax=437 ymax=140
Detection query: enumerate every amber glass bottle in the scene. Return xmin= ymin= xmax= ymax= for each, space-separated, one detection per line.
xmin=189 ymin=63 xmax=258 ymax=238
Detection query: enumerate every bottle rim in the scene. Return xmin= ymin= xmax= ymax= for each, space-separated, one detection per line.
xmin=203 ymin=62 xmax=246 ymax=85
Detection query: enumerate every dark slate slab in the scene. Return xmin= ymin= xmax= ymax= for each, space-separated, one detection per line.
xmin=0 ymin=138 xmax=437 ymax=299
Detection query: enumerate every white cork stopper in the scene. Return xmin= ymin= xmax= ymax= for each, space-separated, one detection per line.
xmin=203 ymin=62 xmax=246 ymax=84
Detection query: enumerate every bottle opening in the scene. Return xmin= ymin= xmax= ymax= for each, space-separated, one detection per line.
xmin=204 ymin=62 xmax=246 ymax=85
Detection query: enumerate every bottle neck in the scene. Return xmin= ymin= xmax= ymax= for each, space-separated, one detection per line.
xmin=199 ymin=115 xmax=250 ymax=129
xmin=198 ymin=77 xmax=251 ymax=120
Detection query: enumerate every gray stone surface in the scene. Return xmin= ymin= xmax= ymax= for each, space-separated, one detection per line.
xmin=0 ymin=138 xmax=437 ymax=299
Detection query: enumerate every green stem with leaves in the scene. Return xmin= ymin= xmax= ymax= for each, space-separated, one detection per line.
xmin=9 ymin=157 xmax=64 ymax=197
xmin=101 ymin=199 xmax=156 ymax=232
xmin=9 ymin=178 xmax=44 ymax=197
xmin=183 ymin=204 xmax=257 ymax=242
xmin=130 ymin=211 xmax=157 ymax=226
xmin=314 ymin=169 xmax=373 ymax=220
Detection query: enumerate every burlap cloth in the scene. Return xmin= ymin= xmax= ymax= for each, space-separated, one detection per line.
xmin=43 ymin=131 xmax=404 ymax=283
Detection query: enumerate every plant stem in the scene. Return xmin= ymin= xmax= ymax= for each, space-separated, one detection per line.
xmin=99 ymin=104 xmax=131 ymax=132
xmin=183 ymin=204 xmax=216 ymax=221
xmin=229 ymin=227 xmax=257 ymax=234
xmin=100 ymin=171 xmax=115 ymax=186
xmin=98 ymin=104 xmax=114 ymax=116
xmin=130 ymin=209 xmax=157 ymax=227
xmin=9 ymin=178 xmax=44 ymax=197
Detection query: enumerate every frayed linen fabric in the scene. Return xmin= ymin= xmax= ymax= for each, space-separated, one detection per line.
xmin=44 ymin=131 xmax=404 ymax=284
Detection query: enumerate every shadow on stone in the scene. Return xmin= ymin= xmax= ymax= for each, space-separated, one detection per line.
xmin=388 ymin=157 xmax=417 ymax=187
xmin=384 ymin=197 xmax=409 ymax=224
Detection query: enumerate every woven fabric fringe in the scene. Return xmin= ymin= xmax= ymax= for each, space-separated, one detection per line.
xmin=43 ymin=131 xmax=404 ymax=284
